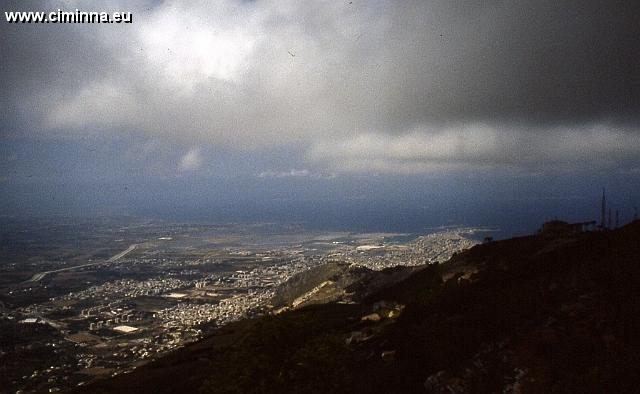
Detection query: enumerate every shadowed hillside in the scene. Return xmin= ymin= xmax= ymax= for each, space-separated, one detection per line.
xmin=79 ymin=221 xmax=640 ymax=393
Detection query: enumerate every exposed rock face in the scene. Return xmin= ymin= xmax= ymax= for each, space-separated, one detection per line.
xmin=361 ymin=313 xmax=381 ymax=322
xmin=272 ymin=262 xmax=422 ymax=309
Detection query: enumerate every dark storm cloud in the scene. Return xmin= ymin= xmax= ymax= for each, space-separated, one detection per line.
xmin=1 ymin=0 xmax=639 ymax=173
xmin=371 ymin=0 xmax=640 ymax=128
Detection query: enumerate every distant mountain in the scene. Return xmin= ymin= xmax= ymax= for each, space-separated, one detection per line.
xmin=78 ymin=221 xmax=640 ymax=393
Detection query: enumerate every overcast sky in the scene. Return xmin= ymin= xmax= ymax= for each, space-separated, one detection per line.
xmin=2 ymin=0 xmax=639 ymax=232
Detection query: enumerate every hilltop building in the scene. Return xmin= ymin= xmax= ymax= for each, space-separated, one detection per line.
xmin=538 ymin=220 xmax=596 ymax=236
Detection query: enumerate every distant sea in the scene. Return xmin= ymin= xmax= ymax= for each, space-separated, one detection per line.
xmin=136 ymin=197 xmax=608 ymax=241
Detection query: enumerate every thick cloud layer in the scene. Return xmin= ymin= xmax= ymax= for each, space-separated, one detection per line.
xmin=2 ymin=0 xmax=639 ymax=174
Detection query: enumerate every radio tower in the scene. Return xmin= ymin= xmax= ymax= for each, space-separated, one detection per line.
xmin=600 ymin=188 xmax=606 ymax=228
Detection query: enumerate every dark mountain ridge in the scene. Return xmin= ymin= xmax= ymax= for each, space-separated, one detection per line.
xmin=79 ymin=221 xmax=640 ymax=393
